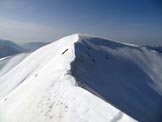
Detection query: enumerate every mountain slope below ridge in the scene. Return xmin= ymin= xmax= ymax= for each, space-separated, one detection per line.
xmin=71 ymin=35 xmax=162 ymax=122
xmin=0 ymin=34 xmax=137 ymax=122
xmin=0 ymin=39 xmax=28 ymax=58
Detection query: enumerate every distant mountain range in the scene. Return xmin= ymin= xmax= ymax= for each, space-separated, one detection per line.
xmin=21 ymin=42 xmax=50 ymax=51
xmin=0 ymin=39 xmax=27 ymax=58
xmin=0 ymin=39 xmax=50 ymax=58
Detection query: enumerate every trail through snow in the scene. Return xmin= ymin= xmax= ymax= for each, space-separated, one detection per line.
xmin=0 ymin=34 xmax=161 ymax=122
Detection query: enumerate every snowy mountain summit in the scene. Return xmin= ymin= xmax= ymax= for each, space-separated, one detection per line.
xmin=0 ymin=34 xmax=162 ymax=122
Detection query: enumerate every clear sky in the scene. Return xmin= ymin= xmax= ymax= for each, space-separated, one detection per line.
xmin=0 ymin=0 xmax=162 ymax=45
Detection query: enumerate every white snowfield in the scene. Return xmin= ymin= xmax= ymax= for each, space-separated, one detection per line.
xmin=0 ymin=34 xmax=161 ymax=122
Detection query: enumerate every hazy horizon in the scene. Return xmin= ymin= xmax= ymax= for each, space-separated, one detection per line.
xmin=0 ymin=0 xmax=162 ymax=45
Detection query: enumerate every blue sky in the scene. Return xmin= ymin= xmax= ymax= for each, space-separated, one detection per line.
xmin=0 ymin=0 xmax=162 ymax=45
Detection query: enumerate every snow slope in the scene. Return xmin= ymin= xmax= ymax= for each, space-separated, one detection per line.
xmin=71 ymin=35 xmax=162 ymax=122
xmin=0 ymin=53 xmax=30 ymax=77
xmin=0 ymin=34 xmax=161 ymax=122
xmin=0 ymin=39 xmax=28 ymax=58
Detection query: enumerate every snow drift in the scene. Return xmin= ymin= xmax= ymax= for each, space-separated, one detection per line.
xmin=0 ymin=34 xmax=162 ymax=122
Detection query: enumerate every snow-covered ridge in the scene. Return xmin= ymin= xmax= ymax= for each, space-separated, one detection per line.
xmin=77 ymin=33 xmax=139 ymax=47
xmin=0 ymin=34 xmax=162 ymax=122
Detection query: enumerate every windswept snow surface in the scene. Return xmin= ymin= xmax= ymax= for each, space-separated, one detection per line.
xmin=0 ymin=53 xmax=29 ymax=77
xmin=0 ymin=34 xmax=161 ymax=122
xmin=71 ymin=35 xmax=162 ymax=122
